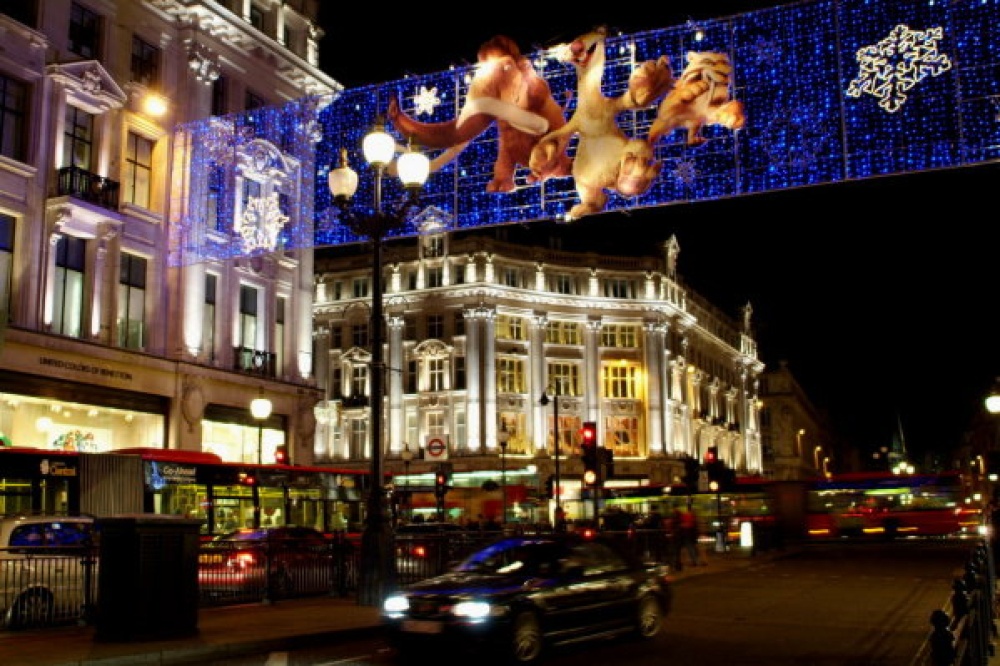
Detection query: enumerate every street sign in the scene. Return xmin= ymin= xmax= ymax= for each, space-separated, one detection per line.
xmin=425 ymin=436 xmax=448 ymax=460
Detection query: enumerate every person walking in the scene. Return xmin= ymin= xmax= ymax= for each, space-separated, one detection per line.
xmin=679 ymin=504 xmax=704 ymax=566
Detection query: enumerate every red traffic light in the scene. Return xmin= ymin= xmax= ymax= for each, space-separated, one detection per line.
xmin=274 ymin=446 xmax=288 ymax=464
xmin=581 ymin=421 xmax=597 ymax=444
xmin=704 ymin=446 xmax=718 ymax=464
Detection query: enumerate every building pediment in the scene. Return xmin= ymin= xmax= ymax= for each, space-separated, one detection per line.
xmin=47 ymin=61 xmax=127 ymax=114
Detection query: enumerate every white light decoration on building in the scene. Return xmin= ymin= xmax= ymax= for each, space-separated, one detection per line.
xmin=238 ymin=193 xmax=288 ymax=253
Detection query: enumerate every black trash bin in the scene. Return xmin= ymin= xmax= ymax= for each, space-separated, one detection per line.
xmin=94 ymin=514 xmax=202 ymax=642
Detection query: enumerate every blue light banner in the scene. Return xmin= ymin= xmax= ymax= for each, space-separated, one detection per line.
xmin=170 ymin=0 xmax=999 ymax=265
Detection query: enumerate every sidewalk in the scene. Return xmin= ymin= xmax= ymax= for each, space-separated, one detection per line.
xmin=0 ymin=545 xmax=782 ymax=666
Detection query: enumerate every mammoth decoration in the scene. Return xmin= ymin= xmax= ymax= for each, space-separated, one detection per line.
xmin=388 ymin=34 xmax=572 ymax=193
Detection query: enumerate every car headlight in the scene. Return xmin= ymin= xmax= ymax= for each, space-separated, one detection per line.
xmin=453 ymin=600 xmax=491 ymax=619
xmin=384 ymin=594 xmax=410 ymax=614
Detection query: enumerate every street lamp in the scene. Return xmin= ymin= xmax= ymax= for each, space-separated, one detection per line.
xmin=250 ymin=390 xmax=272 ymax=465
xmin=813 ymin=445 xmax=823 ymax=472
xmin=795 ymin=428 xmax=806 ymax=456
xmin=401 ymin=444 xmax=414 ymax=524
xmin=539 ymin=387 xmax=562 ymax=526
xmin=709 ymin=479 xmax=725 ymax=553
xmin=498 ymin=421 xmax=510 ymax=526
xmin=328 ymin=119 xmax=429 ymax=607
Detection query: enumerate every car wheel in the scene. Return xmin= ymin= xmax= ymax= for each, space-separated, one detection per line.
xmin=509 ymin=610 xmax=543 ymax=664
xmin=9 ymin=589 xmax=54 ymax=630
xmin=635 ymin=594 xmax=663 ymax=639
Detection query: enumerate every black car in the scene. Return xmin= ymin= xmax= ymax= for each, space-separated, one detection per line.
xmin=382 ymin=532 xmax=672 ymax=664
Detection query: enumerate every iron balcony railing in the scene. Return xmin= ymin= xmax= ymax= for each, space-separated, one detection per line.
xmin=56 ymin=166 xmax=120 ymax=211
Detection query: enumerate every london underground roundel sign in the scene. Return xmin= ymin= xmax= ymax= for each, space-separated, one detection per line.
xmin=425 ymin=437 xmax=447 ymax=460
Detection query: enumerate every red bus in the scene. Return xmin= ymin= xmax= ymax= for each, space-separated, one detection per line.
xmin=804 ymin=471 xmax=982 ymax=539
xmin=0 ymin=446 xmax=369 ymax=537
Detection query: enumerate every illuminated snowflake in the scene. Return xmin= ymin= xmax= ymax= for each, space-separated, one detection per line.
xmin=846 ymin=24 xmax=952 ymax=113
xmin=238 ymin=193 xmax=288 ymax=253
xmin=412 ymin=86 xmax=441 ymax=116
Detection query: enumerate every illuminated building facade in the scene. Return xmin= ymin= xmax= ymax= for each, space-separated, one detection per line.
xmin=0 ymin=1 xmax=331 ymax=468
xmin=313 ymin=228 xmax=765 ymax=523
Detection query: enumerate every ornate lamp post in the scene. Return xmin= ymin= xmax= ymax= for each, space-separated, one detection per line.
xmin=498 ymin=422 xmax=510 ymax=526
xmin=328 ymin=120 xmax=429 ymax=607
xmin=250 ymin=390 xmax=272 ymax=465
xmin=539 ymin=386 xmax=562 ymax=526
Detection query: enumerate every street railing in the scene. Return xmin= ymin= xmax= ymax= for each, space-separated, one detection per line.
xmin=915 ymin=539 xmax=997 ymax=666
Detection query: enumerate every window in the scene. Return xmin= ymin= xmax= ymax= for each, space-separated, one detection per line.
xmin=352 ymin=323 xmax=368 ymax=348
xmin=330 ymin=367 xmax=342 ymax=399
xmin=275 ymin=297 xmax=286 ymax=375
xmin=496 ymin=314 xmax=524 ymax=341
xmin=497 ymin=358 xmax=525 ymax=393
xmin=601 ymin=324 xmax=638 ymax=348
xmin=545 ymin=320 xmax=582 ymax=345
xmin=607 ymin=415 xmax=640 ymax=456
xmin=453 ymin=265 xmax=465 ymax=285
xmin=427 ymin=314 xmax=444 ymax=339
xmin=349 ymin=418 xmax=366 ymax=459
xmin=4 ymin=0 xmax=38 ymax=28
xmin=604 ymin=277 xmax=634 ymax=299
xmin=63 ymin=106 xmax=93 ymax=169
xmin=426 ymin=266 xmax=443 ymax=288
xmin=117 ymin=253 xmax=146 ymax=349
xmin=211 ymin=76 xmax=228 ymax=116
xmin=203 ymin=274 xmax=217 ymax=360
xmin=453 ymin=355 xmax=466 ymax=390
xmin=428 ymin=358 xmax=446 ymax=392
xmin=53 ymin=234 xmax=86 ymax=338
xmin=453 ymin=311 xmax=464 ymax=336
xmin=123 ymin=132 xmax=152 ymax=208
xmin=403 ymin=316 xmax=417 ymax=340
xmin=502 ymin=267 xmax=522 ymax=288
xmin=554 ymin=274 xmax=575 ymax=295
xmin=245 ymin=90 xmax=266 ymax=111
xmin=547 ymin=362 xmax=580 ymax=397
xmin=0 ymin=75 xmax=27 ymax=161
xmin=68 ymin=2 xmax=101 ymax=59
xmin=350 ymin=364 xmax=366 ymax=397
xmin=331 ymin=325 xmax=342 ymax=349
xmin=406 ymin=359 xmax=418 ymax=393
xmin=248 ymin=4 xmax=265 ymax=30
xmin=406 ymin=271 xmax=417 ymax=291
xmin=427 ymin=411 xmax=445 ymax=436
xmin=0 ymin=214 xmax=13 ymax=323
xmin=239 ymin=285 xmax=259 ymax=349
xmin=603 ymin=364 xmax=639 ymax=399
xmin=352 ymin=277 xmax=369 ymax=298
xmin=130 ymin=36 xmax=160 ymax=86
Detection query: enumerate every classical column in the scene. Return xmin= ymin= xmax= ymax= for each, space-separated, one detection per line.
xmin=464 ymin=306 xmax=482 ymax=452
xmin=387 ymin=313 xmax=405 ymax=456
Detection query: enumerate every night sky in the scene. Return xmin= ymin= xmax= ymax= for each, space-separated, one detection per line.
xmin=314 ymin=1 xmax=1000 ymax=465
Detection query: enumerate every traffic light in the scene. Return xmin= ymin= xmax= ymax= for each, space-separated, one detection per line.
xmin=601 ymin=447 xmax=614 ymax=479
xmin=682 ymin=455 xmax=700 ymax=489
xmin=434 ymin=469 xmax=448 ymax=495
xmin=704 ymin=446 xmax=718 ymax=464
xmin=274 ymin=445 xmax=288 ymax=465
xmin=581 ymin=421 xmax=598 ymax=476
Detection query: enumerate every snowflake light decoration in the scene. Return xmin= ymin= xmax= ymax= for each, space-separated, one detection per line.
xmin=846 ymin=24 xmax=952 ymax=113
xmin=238 ymin=193 xmax=288 ymax=253
xmin=412 ymin=86 xmax=441 ymax=116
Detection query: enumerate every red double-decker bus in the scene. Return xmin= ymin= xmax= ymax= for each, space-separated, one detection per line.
xmin=804 ymin=471 xmax=982 ymax=539
xmin=0 ymin=446 xmax=369 ymax=538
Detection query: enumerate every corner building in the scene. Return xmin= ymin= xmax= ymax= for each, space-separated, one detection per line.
xmin=0 ymin=1 xmax=335 ymax=505
xmin=313 ymin=229 xmax=765 ymax=524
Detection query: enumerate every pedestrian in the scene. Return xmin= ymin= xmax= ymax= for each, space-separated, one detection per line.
xmin=679 ymin=505 xmax=704 ymax=566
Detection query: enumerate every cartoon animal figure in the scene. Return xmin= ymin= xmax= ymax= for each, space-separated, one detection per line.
xmin=388 ymin=35 xmax=572 ymax=193
xmin=528 ymin=26 xmax=674 ymax=220
xmin=648 ymin=51 xmax=746 ymax=146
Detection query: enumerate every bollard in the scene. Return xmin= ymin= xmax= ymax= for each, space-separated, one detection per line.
xmin=930 ymin=609 xmax=956 ymax=666
xmin=952 ymin=578 xmax=970 ymax=621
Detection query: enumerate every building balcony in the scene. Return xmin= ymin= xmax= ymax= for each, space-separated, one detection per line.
xmin=56 ymin=166 xmax=120 ymax=211
xmin=233 ymin=347 xmax=276 ymax=377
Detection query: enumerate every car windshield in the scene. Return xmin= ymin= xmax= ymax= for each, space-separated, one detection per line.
xmin=454 ymin=538 xmax=565 ymax=576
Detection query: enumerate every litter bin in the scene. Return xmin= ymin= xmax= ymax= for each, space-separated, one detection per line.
xmin=94 ymin=514 xmax=202 ymax=642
